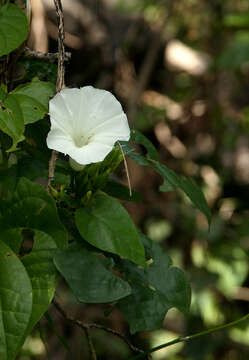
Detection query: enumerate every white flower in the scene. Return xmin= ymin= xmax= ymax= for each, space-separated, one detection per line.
xmin=46 ymin=86 xmax=130 ymax=165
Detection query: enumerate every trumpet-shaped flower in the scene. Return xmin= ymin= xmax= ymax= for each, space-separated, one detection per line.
xmin=46 ymin=86 xmax=130 ymax=165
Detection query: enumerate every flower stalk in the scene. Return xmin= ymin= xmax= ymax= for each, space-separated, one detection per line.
xmin=129 ymin=313 xmax=249 ymax=360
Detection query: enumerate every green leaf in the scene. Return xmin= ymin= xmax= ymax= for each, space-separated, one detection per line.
xmin=103 ymin=180 xmax=142 ymax=202
xmin=0 ymin=4 xmax=28 ymax=56
xmin=118 ymin=236 xmax=191 ymax=333
xmin=0 ymin=89 xmax=24 ymax=149
xmin=154 ymin=162 xmax=211 ymax=225
xmin=0 ymin=80 xmax=54 ymax=150
xmin=159 ymin=179 xmax=175 ymax=192
xmin=12 ymin=79 xmax=55 ymax=124
xmin=21 ymin=231 xmax=58 ymax=336
xmin=118 ymin=283 xmax=167 ymax=334
xmin=217 ymin=32 xmax=249 ymax=69
xmin=0 ymin=239 xmax=32 ymax=360
xmin=0 ymin=177 xmax=68 ymax=248
xmin=0 ymin=228 xmax=22 ymax=253
xmin=224 ymin=13 xmax=249 ymax=28
xmin=75 ymin=193 xmax=146 ymax=266
xmin=0 ymin=179 xmax=67 ymax=357
xmin=53 ymin=246 xmax=132 ymax=303
xmin=122 ymin=143 xmax=211 ymax=225
xmin=131 ymin=129 xmax=159 ymax=161
xmin=14 ymin=176 xmax=56 ymax=209
xmin=0 ymin=85 xmax=7 ymax=101
xmin=0 ymin=164 xmax=18 ymax=201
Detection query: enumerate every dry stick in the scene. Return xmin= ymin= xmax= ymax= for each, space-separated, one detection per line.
xmin=24 ymin=47 xmax=71 ymax=62
xmin=52 ymin=300 xmax=96 ymax=360
xmin=84 ymin=327 xmax=97 ymax=360
xmin=53 ymin=300 xmax=145 ymax=357
xmin=47 ymin=0 xmax=66 ymax=190
xmin=118 ymin=141 xmax=132 ymax=197
xmin=53 ymin=0 xmax=65 ymax=91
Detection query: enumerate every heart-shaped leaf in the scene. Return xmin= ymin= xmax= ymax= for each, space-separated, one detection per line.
xmin=118 ymin=236 xmax=191 ymax=333
xmin=0 ymin=240 xmax=32 ymax=360
xmin=11 ymin=79 xmax=55 ymax=125
xmin=75 ymin=193 xmax=146 ymax=266
xmin=0 ymin=80 xmax=54 ymax=150
xmin=54 ymin=246 xmax=131 ymax=303
xmin=21 ymin=231 xmax=58 ymax=336
xmin=0 ymin=3 xmax=28 ymax=56
xmin=0 ymin=87 xmax=24 ymax=149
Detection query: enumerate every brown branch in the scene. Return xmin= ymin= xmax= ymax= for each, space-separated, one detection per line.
xmin=84 ymin=327 xmax=97 ymax=360
xmin=53 ymin=300 xmax=146 ymax=357
xmin=47 ymin=0 xmax=66 ymax=190
xmin=23 ymin=47 xmax=71 ymax=62
xmin=53 ymin=0 xmax=66 ymax=91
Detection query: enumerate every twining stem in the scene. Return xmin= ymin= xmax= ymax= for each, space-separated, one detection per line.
xmin=129 ymin=313 xmax=249 ymax=360
xmin=53 ymin=0 xmax=65 ymax=91
xmin=47 ymin=0 xmax=65 ymax=190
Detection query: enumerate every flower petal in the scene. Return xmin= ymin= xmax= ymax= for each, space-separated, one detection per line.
xmin=76 ymin=86 xmax=130 ymax=138
xmin=67 ymin=142 xmax=113 ymax=165
xmin=46 ymin=127 xmax=75 ymax=155
xmin=47 ymin=125 xmax=114 ymax=165
xmin=91 ymin=113 xmax=130 ymax=140
xmin=47 ymin=86 xmax=131 ymax=165
xmin=49 ymin=88 xmax=81 ymax=136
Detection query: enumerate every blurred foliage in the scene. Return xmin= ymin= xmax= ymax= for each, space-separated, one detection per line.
xmin=19 ymin=58 xmax=57 ymax=83
xmin=17 ymin=0 xmax=249 ymax=359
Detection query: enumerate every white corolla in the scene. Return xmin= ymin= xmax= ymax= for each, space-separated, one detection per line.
xmin=46 ymin=86 xmax=130 ymax=165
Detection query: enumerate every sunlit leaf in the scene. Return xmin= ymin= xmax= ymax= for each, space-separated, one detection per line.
xmin=0 ymin=86 xmax=24 ymax=149
xmin=75 ymin=193 xmax=146 ymax=266
xmin=11 ymin=79 xmax=55 ymax=124
xmin=0 ymin=4 xmax=28 ymax=56
xmin=0 ymin=240 xmax=32 ymax=360
xmin=21 ymin=231 xmax=58 ymax=336
xmin=0 ymin=80 xmax=54 ymax=150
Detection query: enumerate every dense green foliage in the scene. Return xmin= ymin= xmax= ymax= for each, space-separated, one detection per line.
xmin=0 ymin=1 xmax=248 ymax=359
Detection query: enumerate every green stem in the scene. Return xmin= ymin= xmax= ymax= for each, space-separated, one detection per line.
xmin=129 ymin=313 xmax=249 ymax=360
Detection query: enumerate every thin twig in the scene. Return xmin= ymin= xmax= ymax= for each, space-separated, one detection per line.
xmin=23 ymin=47 xmax=71 ymax=62
xmin=84 ymin=327 xmax=97 ymax=360
xmin=118 ymin=141 xmax=132 ymax=197
xmin=47 ymin=0 xmax=66 ymax=190
xmin=53 ymin=300 xmax=145 ymax=356
xmin=53 ymin=300 xmax=96 ymax=359
xmin=53 ymin=0 xmax=66 ymax=91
